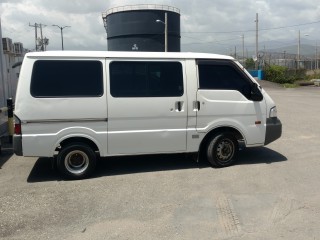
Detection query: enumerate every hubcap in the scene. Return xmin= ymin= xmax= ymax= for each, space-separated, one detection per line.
xmin=65 ymin=150 xmax=89 ymax=175
xmin=216 ymin=139 xmax=235 ymax=162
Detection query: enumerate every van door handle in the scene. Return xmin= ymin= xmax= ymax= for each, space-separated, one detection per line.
xmin=193 ymin=101 xmax=200 ymax=111
xmin=176 ymin=101 xmax=183 ymax=112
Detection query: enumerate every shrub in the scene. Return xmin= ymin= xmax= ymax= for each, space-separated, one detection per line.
xmin=291 ymin=69 xmax=306 ymax=80
xmin=265 ymin=65 xmax=290 ymax=84
xmin=265 ymin=66 xmax=305 ymax=84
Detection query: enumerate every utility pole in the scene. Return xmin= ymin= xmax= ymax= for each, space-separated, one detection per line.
xmin=164 ymin=12 xmax=168 ymax=52
xmin=39 ymin=24 xmax=46 ymax=51
xmin=29 ymin=23 xmax=48 ymax=51
xmin=297 ymin=30 xmax=300 ymax=69
xmin=0 ymin=18 xmax=6 ymax=103
xmin=315 ymin=42 xmax=318 ymax=70
xmin=29 ymin=23 xmax=38 ymax=51
xmin=255 ymin=13 xmax=259 ymax=69
xmin=241 ymin=34 xmax=245 ymax=64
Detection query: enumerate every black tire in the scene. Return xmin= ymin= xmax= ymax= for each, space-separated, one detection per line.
xmin=57 ymin=142 xmax=97 ymax=180
xmin=206 ymin=133 xmax=238 ymax=167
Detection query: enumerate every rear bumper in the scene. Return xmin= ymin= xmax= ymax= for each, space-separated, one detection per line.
xmin=265 ymin=117 xmax=282 ymax=145
xmin=13 ymin=135 xmax=23 ymax=156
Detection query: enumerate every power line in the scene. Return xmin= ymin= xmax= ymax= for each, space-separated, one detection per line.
xmin=260 ymin=20 xmax=320 ymax=31
xmin=181 ymin=20 xmax=320 ymax=34
xmin=182 ymin=36 xmax=245 ymax=46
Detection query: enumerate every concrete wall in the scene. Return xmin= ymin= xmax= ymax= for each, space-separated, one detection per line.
xmin=249 ymin=70 xmax=264 ymax=80
xmin=1 ymin=54 xmax=22 ymax=103
xmin=0 ymin=53 xmax=23 ymax=136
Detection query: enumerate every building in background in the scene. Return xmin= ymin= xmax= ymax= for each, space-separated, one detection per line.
xmin=102 ymin=4 xmax=181 ymax=52
xmin=1 ymin=38 xmax=26 ymax=100
xmin=0 ymin=36 xmax=28 ymax=136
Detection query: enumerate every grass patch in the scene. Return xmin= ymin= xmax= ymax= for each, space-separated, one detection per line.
xmin=283 ymin=83 xmax=299 ymax=88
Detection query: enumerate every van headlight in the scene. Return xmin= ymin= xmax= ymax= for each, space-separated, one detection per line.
xmin=269 ymin=106 xmax=278 ymax=118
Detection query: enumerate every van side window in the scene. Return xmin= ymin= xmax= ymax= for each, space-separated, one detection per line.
xmin=198 ymin=60 xmax=252 ymax=99
xmin=110 ymin=61 xmax=183 ymax=97
xmin=31 ymin=60 xmax=103 ymax=98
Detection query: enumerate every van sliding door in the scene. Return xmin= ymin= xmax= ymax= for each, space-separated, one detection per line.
xmin=107 ymin=60 xmax=187 ymax=155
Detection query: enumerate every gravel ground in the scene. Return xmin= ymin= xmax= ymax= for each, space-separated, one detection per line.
xmin=1 ymin=83 xmax=320 ymax=240
xmin=258 ymin=80 xmax=284 ymax=89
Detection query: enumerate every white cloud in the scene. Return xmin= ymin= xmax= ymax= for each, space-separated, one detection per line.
xmin=0 ymin=0 xmax=319 ymax=53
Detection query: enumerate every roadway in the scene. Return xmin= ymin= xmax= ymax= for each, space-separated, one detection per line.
xmin=1 ymin=82 xmax=320 ymax=240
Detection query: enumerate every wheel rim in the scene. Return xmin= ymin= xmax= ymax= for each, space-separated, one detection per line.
xmin=64 ymin=150 xmax=89 ymax=175
xmin=216 ymin=138 xmax=235 ymax=162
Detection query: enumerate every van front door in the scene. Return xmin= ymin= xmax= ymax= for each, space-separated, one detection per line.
xmin=107 ymin=60 xmax=187 ymax=155
xmin=195 ymin=60 xmax=267 ymax=146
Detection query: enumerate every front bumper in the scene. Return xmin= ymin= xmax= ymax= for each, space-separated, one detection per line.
xmin=265 ymin=117 xmax=282 ymax=145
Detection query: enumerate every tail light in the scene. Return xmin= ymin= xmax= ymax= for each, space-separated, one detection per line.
xmin=14 ymin=115 xmax=22 ymax=135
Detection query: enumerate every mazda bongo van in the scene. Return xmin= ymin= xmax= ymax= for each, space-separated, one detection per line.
xmin=13 ymin=51 xmax=282 ymax=179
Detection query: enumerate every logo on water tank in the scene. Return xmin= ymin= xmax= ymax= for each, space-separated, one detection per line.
xmin=132 ymin=44 xmax=139 ymax=51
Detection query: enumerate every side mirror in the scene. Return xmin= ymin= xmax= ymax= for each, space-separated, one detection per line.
xmin=251 ymin=83 xmax=263 ymax=101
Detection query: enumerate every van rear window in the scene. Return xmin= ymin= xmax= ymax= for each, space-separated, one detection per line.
xmin=31 ymin=60 xmax=103 ymax=98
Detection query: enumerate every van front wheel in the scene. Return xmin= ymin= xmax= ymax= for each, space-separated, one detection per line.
xmin=57 ymin=143 xmax=96 ymax=179
xmin=206 ymin=133 xmax=238 ymax=167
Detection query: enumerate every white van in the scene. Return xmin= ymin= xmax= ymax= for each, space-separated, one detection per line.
xmin=13 ymin=51 xmax=281 ymax=179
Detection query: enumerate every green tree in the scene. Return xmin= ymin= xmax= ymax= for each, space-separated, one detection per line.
xmin=245 ymin=58 xmax=255 ymax=69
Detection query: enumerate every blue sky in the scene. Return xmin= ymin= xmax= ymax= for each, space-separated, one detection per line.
xmin=0 ymin=0 xmax=319 ymax=55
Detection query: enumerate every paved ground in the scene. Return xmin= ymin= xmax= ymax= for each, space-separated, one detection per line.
xmin=1 ymin=82 xmax=320 ymax=240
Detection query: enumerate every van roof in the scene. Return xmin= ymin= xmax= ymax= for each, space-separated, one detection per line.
xmin=25 ymin=51 xmax=235 ymax=60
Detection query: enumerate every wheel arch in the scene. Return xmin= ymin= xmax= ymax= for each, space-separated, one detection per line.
xmin=55 ymin=136 xmax=100 ymax=156
xmin=199 ymin=126 xmax=244 ymax=155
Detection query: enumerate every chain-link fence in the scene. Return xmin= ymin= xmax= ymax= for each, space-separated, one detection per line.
xmin=257 ymin=51 xmax=319 ymax=70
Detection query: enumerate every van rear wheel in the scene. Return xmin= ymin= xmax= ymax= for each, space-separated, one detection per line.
xmin=57 ymin=142 xmax=96 ymax=180
xmin=206 ymin=133 xmax=238 ymax=167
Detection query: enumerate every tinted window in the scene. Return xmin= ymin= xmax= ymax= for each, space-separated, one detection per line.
xmin=198 ymin=61 xmax=252 ymax=99
xmin=110 ymin=61 xmax=183 ymax=97
xmin=31 ymin=60 xmax=103 ymax=97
